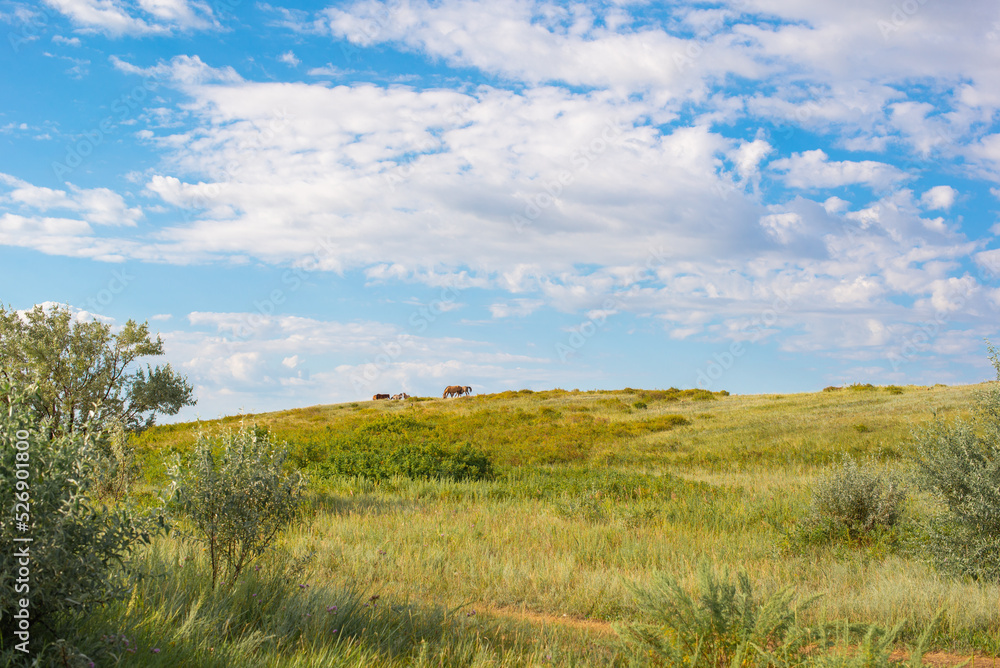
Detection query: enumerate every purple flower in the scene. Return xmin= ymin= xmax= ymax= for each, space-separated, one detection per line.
xmin=327 ymin=605 xmax=337 ymax=613
xmin=152 ymin=648 xmax=161 ymax=654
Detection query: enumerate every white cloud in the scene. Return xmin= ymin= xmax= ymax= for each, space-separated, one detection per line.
xmin=0 ymin=174 xmax=141 ymax=226
xmin=42 ymin=0 xmax=217 ymax=35
xmin=759 ymin=212 xmax=803 ymax=244
xmin=278 ymin=50 xmax=300 ymax=67
xmin=307 ymin=63 xmax=348 ymax=77
xmin=489 ymin=299 xmax=544 ymax=318
xmin=110 ymin=55 xmax=241 ymax=86
xmin=770 ymin=150 xmax=907 ymax=190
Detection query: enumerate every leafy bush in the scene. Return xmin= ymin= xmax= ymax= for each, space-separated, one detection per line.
xmin=632 ymin=401 xmax=648 ymax=410
xmin=805 ymin=457 xmax=905 ymax=543
xmin=92 ymin=419 xmax=141 ymax=502
xmin=622 ymin=562 xmax=819 ymax=667
xmin=885 ymin=385 xmax=904 ymax=395
xmin=912 ymin=344 xmax=1000 ymax=581
xmin=318 ymin=441 xmax=494 ymax=482
xmin=0 ymin=383 xmax=159 ymax=649
xmin=166 ymin=424 xmax=305 ymax=588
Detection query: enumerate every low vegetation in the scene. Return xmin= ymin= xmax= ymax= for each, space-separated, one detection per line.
xmin=7 ymin=377 xmax=1000 ymax=666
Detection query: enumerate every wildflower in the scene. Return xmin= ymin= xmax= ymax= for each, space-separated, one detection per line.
xmin=152 ymin=648 xmax=161 ymax=654
xmin=299 ymin=583 xmax=308 ymax=588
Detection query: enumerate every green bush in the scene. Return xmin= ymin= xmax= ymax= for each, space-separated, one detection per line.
xmin=318 ymin=441 xmax=494 ymax=482
xmin=0 ymin=383 xmax=159 ymax=652
xmin=166 ymin=424 xmax=305 ymax=588
xmin=912 ymin=344 xmax=1000 ymax=581
xmin=92 ymin=419 xmax=141 ymax=502
xmin=622 ymin=562 xmax=819 ymax=667
xmin=804 ymin=456 xmax=906 ymax=544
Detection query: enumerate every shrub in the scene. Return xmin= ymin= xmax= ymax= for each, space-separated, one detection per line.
xmin=92 ymin=419 xmax=141 ymax=502
xmin=319 ymin=442 xmax=494 ymax=482
xmin=0 ymin=383 xmax=159 ymax=649
xmin=805 ymin=456 xmax=905 ymax=543
xmin=884 ymin=385 xmax=904 ymax=395
xmin=912 ymin=344 xmax=1000 ymax=581
xmin=166 ymin=424 xmax=305 ymax=588
xmin=632 ymin=401 xmax=648 ymax=410
xmin=622 ymin=562 xmax=819 ymax=667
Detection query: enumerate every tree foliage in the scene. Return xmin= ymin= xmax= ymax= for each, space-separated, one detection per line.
xmin=0 ymin=303 xmax=195 ymax=433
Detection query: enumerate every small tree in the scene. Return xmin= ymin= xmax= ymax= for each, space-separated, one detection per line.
xmin=913 ymin=342 xmax=1000 ymax=581
xmin=167 ymin=425 xmax=305 ymax=588
xmin=0 ymin=303 xmax=195 ymax=435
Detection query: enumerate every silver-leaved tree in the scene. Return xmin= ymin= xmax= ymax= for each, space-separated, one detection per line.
xmin=0 ymin=303 xmax=195 ymax=434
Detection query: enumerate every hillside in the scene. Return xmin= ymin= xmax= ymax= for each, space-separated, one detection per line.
xmin=136 ymin=383 xmax=979 ymax=472
xmin=109 ymin=382 xmax=1000 ymax=666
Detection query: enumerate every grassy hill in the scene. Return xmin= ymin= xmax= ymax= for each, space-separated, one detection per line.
xmin=103 ymin=383 xmax=998 ymax=666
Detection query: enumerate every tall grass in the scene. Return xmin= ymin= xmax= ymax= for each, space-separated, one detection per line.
xmin=98 ymin=383 xmax=1000 ymax=665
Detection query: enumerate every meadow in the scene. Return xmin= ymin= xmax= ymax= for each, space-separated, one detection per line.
xmin=85 ymin=383 xmax=1000 ymax=666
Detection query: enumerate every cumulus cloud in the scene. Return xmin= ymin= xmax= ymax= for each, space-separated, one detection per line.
xmin=43 ymin=0 xmax=217 ymax=36
xmin=770 ymin=150 xmax=908 ymax=191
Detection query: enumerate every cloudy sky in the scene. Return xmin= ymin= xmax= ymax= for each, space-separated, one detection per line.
xmin=2 ymin=0 xmax=999 ymax=421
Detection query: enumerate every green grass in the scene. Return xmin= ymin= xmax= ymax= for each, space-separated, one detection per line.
xmin=61 ymin=383 xmax=1000 ymax=666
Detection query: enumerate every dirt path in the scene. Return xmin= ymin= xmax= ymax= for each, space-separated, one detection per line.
xmin=473 ymin=604 xmax=617 ymax=636
xmin=475 ymin=604 xmax=996 ymax=666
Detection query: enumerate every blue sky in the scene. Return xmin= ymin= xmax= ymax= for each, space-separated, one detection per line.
xmin=2 ymin=0 xmax=1000 ymax=422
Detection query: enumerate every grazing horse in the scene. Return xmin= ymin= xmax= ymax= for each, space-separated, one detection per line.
xmin=390 ymin=394 xmax=402 ymax=400
xmin=463 ymin=386 xmax=472 ymax=396
xmin=372 ymin=393 xmax=391 ymax=400
xmin=400 ymin=393 xmax=410 ymax=399
xmin=443 ymin=385 xmax=464 ymax=398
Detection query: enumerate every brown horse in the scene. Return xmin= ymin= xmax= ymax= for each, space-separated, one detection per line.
xmin=463 ymin=386 xmax=472 ymax=396
xmin=443 ymin=385 xmax=464 ymax=398
xmin=372 ymin=393 xmax=390 ymax=400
